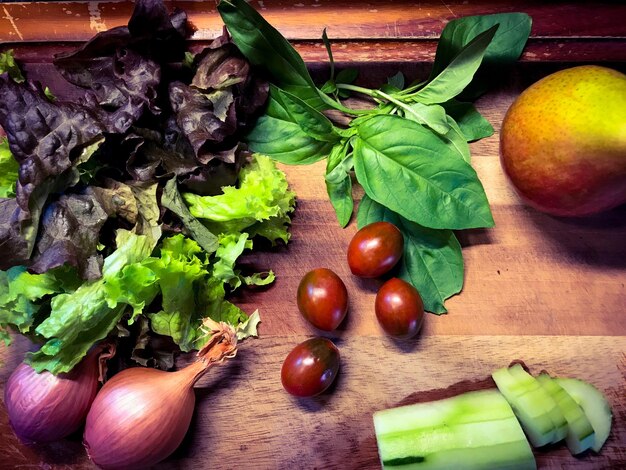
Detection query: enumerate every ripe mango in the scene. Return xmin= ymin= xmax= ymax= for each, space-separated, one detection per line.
xmin=500 ymin=65 xmax=626 ymax=216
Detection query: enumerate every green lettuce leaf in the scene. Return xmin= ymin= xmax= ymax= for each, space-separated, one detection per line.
xmin=0 ymin=138 xmax=18 ymax=198
xmin=0 ymin=49 xmax=25 ymax=83
xmin=234 ymin=310 xmax=261 ymax=340
xmin=146 ymin=235 xmax=208 ymax=351
xmin=161 ymin=177 xmax=219 ymax=254
xmin=26 ymin=230 xmax=159 ymax=373
xmin=147 ymin=233 xmax=265 ymax=351
xmin=0 ymin=266 xmax=68 ymax=340
xmin=182 ymin=154 xmax=296 ymax=243
xmin=213 ymin=232 xmax=253 ymax=289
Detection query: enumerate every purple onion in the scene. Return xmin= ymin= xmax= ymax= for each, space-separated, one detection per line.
xmin=4 ymin=345 xmax=113 ymax=443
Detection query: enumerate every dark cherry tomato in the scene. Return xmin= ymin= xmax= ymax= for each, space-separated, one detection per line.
xmin=297 ymin=268 xmax=348 ymax=331
xmin=347 ymin=222 xmax=404 ymax=278
xmin=281 ymin=337 xmax=340 ymax=397
xmin=375 ymin=278 xmax=424 ymax=339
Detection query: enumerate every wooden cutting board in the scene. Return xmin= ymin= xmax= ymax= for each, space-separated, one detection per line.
xmin=1 ymin=1 xmax=625 ymax=468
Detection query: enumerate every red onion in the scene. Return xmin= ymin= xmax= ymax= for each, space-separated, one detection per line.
xmin=84 ymin=320 xmax=238 ymax=469
xmin=4 ymin=343 xmax=114 ymax=443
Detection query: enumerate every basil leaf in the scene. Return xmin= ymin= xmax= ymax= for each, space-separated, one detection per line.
xmin=387 ymin=71 xmax=405 ymax=90
xmin=443 ymin=115 xmax=471 ymax=162
xmin=442 ymin=99 xmax=494 ymax=141
xmin=326 ymin=174 xmax=353 ymax=228
xmin=322 ymin=28 xmax=335 ymax=81
xmin=245 ymin=88 xmax=334 ymax=165
xmin=336 ymin=68 xmax=359 ymax=85
xmin=320 ymin=80 xmax=336 ymax=94
xmin=357 ymin=195 xmax=463 ymax=314
xmin=412 ymin=24 xmax=498 ymax=104
xmin=218 ymin=0 xmax=324 ymax=109
xmin=325 ymin=141 xmax=354 ymax=227
xmin=353 ymin=115 xmax=494 ymax=229
xmin=432 ymin=13 xmax=532 ymax=78
xmin=274 ymin=86 xmax=340 ymax=143
xmin=403 ymin=102 xmax=450 ymax=135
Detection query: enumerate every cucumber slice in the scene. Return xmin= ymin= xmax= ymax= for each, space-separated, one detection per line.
xmin=537 ymin=373 xmax=595 ymax=455
xmin=373 ymin=389 xmax=536 ymax=469
xmin=492 ymin=365 xmax=556 ymax=447
xmin=555 ymin=378 xmax=612 ymax=452
xmin=507 ymin=364 xmax=568 ymax=444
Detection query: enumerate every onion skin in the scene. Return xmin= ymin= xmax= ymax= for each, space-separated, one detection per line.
xmin=4 ymin=351 xmax=102 ymax=443
xmin=84 ymin=320 xmax=238 ymax=470
xmin=84 ymin=366 xmax=198 ymax=470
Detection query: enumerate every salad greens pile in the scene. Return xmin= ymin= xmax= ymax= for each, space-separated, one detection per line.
xmin=0 ymin=0 xmax=294 ymax=373
xmin=218 ymin=0 xmax=532 ymax=313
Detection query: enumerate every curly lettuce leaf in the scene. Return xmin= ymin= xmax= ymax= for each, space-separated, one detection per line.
xmin=169 ymin=81 xmax=238 ymax=163
xmin=161 ymin=177 xmax=219 ymax=254
xmin=0 ymin=49 xmax=25 ymax=83
xmin=0 ymin=138 xmax=19 ymax=198
xmin=145 ymin=235 xmax=207 ymax=351
xmin=0 ymin=77 xmax=105 ymax=215
xmin=0 ymin=266 xmax=67 ymax=340
xmin=53 ymin=0 xmax=189 ymax=133
xmin=0 ymin=1 xmax=284 ymax=370
xmin=26 ymin=230 xmax=159 ymax=373
xmin=213 ymin=232 xmax=252 ymax=288
xmin=29 ymin=192 xmax=111 ymax=280
xmin=182 ymin=154 xmax=296 ymax=242
xmin=0 ymin=76 xmax=105 ymax=269
xmin=213 ymin=232 xmax=275 ymax=289
xmin=146 ymin=232 xmax=264 ymax=351
xmin=234 ymin=310 xmax=260 ymax=340
xmin=167 ymin=31 xmax=268 ymax=166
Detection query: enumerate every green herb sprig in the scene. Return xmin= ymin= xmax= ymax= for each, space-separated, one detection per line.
xmin=218 ymin=0 xmax=531 ymax=313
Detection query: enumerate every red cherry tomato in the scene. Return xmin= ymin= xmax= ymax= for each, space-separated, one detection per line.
xmin=297 ymin=268 xmax=348 ymax=331
xmin=375 ymin=278 xmax=424 ymax=339
xmin=347 ymin=222 xmax=404 ymax=278
xmin=281 ymin=337 xmax=340 ymax=397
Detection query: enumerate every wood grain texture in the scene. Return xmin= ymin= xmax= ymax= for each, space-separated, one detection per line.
xmin=2 ymin=335 xmax=625 ymax=469
xmin=1 ymin=1 xmax=626 ymax=468
xmin=7 ymin=39 xmax=626 ymax=64
xmin=1 ymin=0 xmax=626 ymax=42
xmin=1 ymin=1 xmax=626 ymax=63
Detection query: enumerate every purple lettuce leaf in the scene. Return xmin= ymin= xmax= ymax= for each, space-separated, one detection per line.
xmin=166 ymin=31 xmax=268 ymax=169
xmin=29 ymin=192 xmax=110 ymax=280
xmin=0 ymin=76 xmax=105 ymax=214
xmin=169 ymin=81 xmax=238 ymax=163
xmin=0 ymin=75 xmax=105 ymax=268
xmin=53 ymin=0 xmax=190 ymax=133
xmin=0 ymin=198 xmax=31 ymax=268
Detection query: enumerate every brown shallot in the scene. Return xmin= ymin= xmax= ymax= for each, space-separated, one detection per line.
xmin=83 ymin=319 xmax=238 ymax=469
xmin=4 ymin=343 xmax=114 ymax=443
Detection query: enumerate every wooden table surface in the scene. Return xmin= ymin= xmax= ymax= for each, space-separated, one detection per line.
xmin=1 ymin=1 xmax=625 ymax=469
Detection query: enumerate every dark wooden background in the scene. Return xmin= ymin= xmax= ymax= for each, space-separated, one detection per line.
xmin=1 ymin=1 xmax=625 ymax=469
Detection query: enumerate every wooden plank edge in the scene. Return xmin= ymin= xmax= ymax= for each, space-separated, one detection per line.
xmin=3 ymin=39 xmax=626 ymax=64
xmin=1 ymin=1 xmax=625 ymax=43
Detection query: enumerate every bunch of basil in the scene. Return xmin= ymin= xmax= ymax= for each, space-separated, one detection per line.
xmin=218 ymin=0 xmax=532 ymax=313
